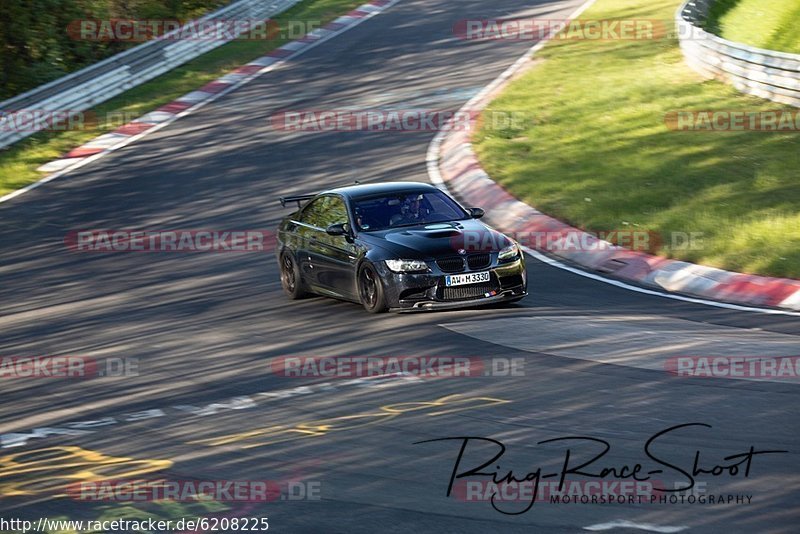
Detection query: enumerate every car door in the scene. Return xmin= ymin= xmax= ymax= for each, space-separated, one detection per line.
xmin=293 ymin=196 xmax=329 ymax=287
xmin=309 ymin=195 xmax=360 ymax=300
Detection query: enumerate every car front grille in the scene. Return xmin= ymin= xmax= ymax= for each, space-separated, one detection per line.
xmin=467 ymin=253 xmax=491 ymax=270
xmin=436 ymin=257 xmax=465 ymax=273
xmin=442 ymin=283 xmax=496 ymax=301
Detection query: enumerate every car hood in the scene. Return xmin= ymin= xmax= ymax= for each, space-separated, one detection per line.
xmin=358 ymin=219 xmax=511 ymax=259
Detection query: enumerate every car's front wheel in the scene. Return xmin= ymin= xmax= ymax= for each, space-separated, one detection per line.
xmin=358 ymin=263 xmax=387 ymax=313
xmin=279 ymin=251 xmax=307 ymax=299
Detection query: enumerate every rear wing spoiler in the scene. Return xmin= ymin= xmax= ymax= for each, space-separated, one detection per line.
xmin=279 ymin=193 xmax=316 ymax=209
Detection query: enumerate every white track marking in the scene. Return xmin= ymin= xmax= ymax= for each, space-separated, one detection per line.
xmin=584 ymin=520 xmax=688 ymax=533
xmin=523 ymin=246 xmax=800 ymax=317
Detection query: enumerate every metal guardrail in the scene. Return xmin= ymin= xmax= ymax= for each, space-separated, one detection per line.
xmin=0 ymin=0 xmax=302 ymax=149
xmin=676 ymin=0 xmax=800 ymax=108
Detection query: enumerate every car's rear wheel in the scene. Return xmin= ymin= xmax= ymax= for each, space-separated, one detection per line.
xmin=279 ymin=251 xmax=307 ymax=299
xmin=358 ymin=263 xmax=387 ymax=313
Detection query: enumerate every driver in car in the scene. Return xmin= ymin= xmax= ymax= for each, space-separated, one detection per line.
xmin=391 ymin=194 xmax=426 ymax=226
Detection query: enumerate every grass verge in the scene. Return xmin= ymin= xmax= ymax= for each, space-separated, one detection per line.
xmin=0 ymin=0 xmax=366 ymax=197
xmin=706 ymin=0 xmax=800 ymax=53
xmin=472 ymin=0 xmax=800 ymax=278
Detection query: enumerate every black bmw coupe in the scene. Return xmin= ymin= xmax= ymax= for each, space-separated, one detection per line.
xmin=276 ymin=182 xmax=527 ymax=312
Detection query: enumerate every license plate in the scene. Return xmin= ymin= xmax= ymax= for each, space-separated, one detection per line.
xmin=445 ymin=271 xmax=491 ymax=287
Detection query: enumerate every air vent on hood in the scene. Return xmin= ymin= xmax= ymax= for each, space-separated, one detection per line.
xmin=413 ymin=229 xmax=461 ymax=239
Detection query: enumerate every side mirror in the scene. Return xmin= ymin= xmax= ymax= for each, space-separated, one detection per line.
xmin=468 ymin=207 xmax=485 ymax=219
xmin=326 ymin=223 xmax=349 ymax=236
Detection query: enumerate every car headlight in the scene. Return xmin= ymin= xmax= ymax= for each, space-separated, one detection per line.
xmin=385 ymin=259 xmax=429 ymax=273
xmin=498 ymin=242 xmax=520 ymax=262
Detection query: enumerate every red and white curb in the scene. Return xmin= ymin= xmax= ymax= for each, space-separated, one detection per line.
xmin=0 ymin=0 xmax=400 ymax=204
xmin=427 ymin=0 xmax=800 ymax=315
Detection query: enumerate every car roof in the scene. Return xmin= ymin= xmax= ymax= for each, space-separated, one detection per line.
xmin=324 ymin=181 xmax=439 ymax=199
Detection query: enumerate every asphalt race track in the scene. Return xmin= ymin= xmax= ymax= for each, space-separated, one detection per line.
xmin=1 ymin=0 xmax=798 ymax=532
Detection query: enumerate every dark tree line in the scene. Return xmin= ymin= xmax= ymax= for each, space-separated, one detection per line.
xmin=0 ymin=0 xmax=229 ymax=101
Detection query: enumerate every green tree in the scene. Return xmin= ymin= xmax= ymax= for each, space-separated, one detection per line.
xmin=0 ymin=0 xmax=231 ymax=101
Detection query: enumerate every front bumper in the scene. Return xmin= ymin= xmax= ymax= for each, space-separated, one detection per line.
xmin=376 ymin=257 xmax=527 ymax=312
xmin=398 ymin=289 xmax=527 ymax=311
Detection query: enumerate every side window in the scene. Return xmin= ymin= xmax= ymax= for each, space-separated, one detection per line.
xmin=297 ymin=197 xmax=327 ymax=227
xmin=322 ymin=196 xmax=349 ymax=228
xmin=297 ymin=196 xmax=350 ymax=229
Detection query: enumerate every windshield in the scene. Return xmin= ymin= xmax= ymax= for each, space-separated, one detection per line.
xmin=352 ymin=190 xmax=469 ymax=231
